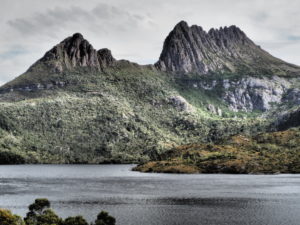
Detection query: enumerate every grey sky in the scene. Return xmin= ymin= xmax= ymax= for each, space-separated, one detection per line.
xmin=1 ymin=0 xmax=300 ymax=85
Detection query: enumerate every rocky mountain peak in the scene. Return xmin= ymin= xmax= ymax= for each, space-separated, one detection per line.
xmin=0 ymin=33 xmax=118 ymax=91
xmin=156 ymin=21 xmax=295 ymax=75
xmin=71 ymin=32 xmax=84 ymax=40
xmin=41 ymin=33 xmax=100 ymax=72
xmin=26 ymin=32 xmax=117 ymax=75
xmin=209 ymin=25 xmax=245 ymax=37
xmin=173 ymin=21 xmax=190 ymax=32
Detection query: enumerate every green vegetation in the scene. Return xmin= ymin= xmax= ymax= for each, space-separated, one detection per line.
xmin=134 ymin=127 xmax=300 ymax=174
xmin=0 ymin=209 xmax=24 ymax=225
xmin=94 ymin=212 xmax=116 ymax=225
xmin=0 ymin=198 xmax=115 ymax=225
xmin=63 ymin=216 xmax=88 ymax=225
xmin=0 ymin=61 xmax=266 ymax=164
xmin=1 ymin=24 xmax=300 ymax=170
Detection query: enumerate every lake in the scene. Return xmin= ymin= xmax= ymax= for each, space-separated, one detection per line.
xmin=0 ymin=165 xmax=299 ymax=225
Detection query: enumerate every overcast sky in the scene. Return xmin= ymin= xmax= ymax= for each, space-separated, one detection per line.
xmin=1 ymin=0 xmax=300 ymax=85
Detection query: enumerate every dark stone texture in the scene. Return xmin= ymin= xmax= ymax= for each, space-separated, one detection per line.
xmin=156 ymin=21 xmax=300 ymax=75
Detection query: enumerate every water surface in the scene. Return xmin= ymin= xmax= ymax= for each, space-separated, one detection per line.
xmin=0 ymin=165 xmax=299 ymax=225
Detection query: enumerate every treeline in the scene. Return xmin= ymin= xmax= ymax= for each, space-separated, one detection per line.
xmin=0 ymin=198 xmax=115 ymax=225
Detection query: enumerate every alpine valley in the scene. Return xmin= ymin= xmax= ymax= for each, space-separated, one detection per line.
xmin=0 ymin=21 xmax=300 ymax=173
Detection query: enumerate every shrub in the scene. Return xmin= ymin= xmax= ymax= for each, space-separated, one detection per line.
xmin=0 ymin=151 xmax=25 ymax=164
xmin=94 ymin=211 xmax=116 ymax=225
xmin=63 ymin=216 xmax=88 ymax=225
xmin=0 ymin=209 xmax=25 ymax=225
xmin=24 ymin=198 xmax=62 ymax=225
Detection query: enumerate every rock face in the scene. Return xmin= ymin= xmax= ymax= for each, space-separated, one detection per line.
xmin=156 ymin=21 xmax=300 ymax=76
xmin=98 ymin=48 xmax=115 ymax=68
xmin=282 ymin=88 xmax=300 ymax=105
xmin=182 ymin=75 xmax=300 ymax=112
xmin=34 ymin=33 xmax=115 ymax=73
xmin=221 ymin=76 xmax=291 ymax=111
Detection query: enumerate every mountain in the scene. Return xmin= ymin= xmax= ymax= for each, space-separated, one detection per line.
xmin=42 ymin=32 xmax=112 ymax=71
xmin=156 ymin=21 xmax=300 ymax=76
xmin=1 ymin=33 xmax=115 ymax=91
xmin=0 ymin=21 xmax=299 ymax=166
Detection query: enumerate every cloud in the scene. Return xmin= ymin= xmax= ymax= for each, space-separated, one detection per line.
xmin=7 ymin=3 xmax=149 ymax=38
xmin=7 ymin=6 xmax=95 ymax=38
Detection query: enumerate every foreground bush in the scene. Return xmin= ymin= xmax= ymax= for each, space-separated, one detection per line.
xmin=63 ymin=216 xmax=89 ymax=225
xmin=0 ymin=198 xmax=116 ymax=225
xmin=94 ymin=211 xmax=116 ymax=225
xmin=0 ymin=209 xmax=25 ymax=225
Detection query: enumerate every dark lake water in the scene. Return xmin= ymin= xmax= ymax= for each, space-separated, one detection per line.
xmin=0 ymin=165 xmax=299 ymax=225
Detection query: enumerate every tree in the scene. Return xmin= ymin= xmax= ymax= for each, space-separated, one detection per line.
xmin=24 ymin=198 xmax=62 ymax=225
xmin=0 ymin=208 xmax=25 ymax=225
xmin=94 ymin=211 xmax=116 ymax=225
xmin=1 ymin=199 xmax=117 ymax=225
xmin=28 ymin=198 xmax=50 ymax=214
xmin=63 ymin=216 xmax=88 ymax=225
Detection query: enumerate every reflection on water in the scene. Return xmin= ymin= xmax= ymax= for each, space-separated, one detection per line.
xmin=0 ymin=165 xmax=299 ymax=225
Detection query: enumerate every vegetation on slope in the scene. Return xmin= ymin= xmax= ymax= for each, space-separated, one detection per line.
xmin=0 ymin=61 xmax=265 ymax=164
xmin=1 ymin=25 xmax=300 ymax=166
xmin=134 ymin=127 xmax=300 ymax=174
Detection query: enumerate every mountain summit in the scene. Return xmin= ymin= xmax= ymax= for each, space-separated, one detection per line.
xmin=156 ymin=21 xmax=300 ymax=75
xmin=40 ymin=32 xmax=115 ymax=72
xmin=2 ymin=33 xmax=116 ymax=90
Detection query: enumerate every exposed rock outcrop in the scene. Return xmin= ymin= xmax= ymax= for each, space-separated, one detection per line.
xmin=221 ymin=76 xmax=291 ymax=111
xmin=181 ymin=75 xmax=299 ymax=112
xmin=156 ymin=21 xmax=300 ymax=76
xmin=98 ymin=48 xmax=116 ymax=68
xmin=24 ymin=33 xmax=116 ymax=76
xmin=282 ymin=88 xmax=300 ymax=105
xmin=168 ymin=95 xmax=195 ymax=112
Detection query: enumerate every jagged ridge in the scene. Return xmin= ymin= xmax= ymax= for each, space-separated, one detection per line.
xmin=40 ymin=32 xmax=115 ymax=72
xmin=156 ymin=21 xmax=300 ymax=75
